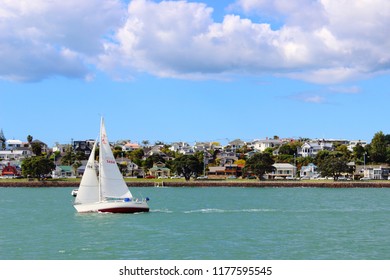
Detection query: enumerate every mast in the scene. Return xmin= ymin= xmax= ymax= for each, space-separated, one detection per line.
xmin=98 ymin=117 xmax=103 ymax=202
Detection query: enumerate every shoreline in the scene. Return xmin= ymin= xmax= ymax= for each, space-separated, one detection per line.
xmin=1 ymin=180 xmax=390 ymax=188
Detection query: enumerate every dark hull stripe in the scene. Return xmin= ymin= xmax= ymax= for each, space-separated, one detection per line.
xmin=98 ymin=207 xmax=149 ymax=214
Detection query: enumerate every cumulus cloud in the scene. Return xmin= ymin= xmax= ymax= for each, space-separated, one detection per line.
xmin=98 ymin=0 xmax=390 ymax=83
xmin=1 ymin=0 xmax=390 ymax=84
xmin=0 ymin=0 xmax=124 ymax=81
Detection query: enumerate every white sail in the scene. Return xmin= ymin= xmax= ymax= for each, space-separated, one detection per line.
xmin=74 ymin=141 xmax=99 ymax=204
xmin=99 ymin=118 xmax=132 ymax=200
xmin=74 ymin=117 xmax=149 ymax=213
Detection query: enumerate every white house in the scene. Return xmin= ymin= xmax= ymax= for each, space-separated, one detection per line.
xmin=347 ymin=140 xmax=367 ymax=152
xmin=0 ymin=149 xmax=31 ymax=160
xmin=52 ymin=143 xmax=70 ymax=155
xmin=363 ymin=165 xmax=390 ymax=180
xmin=5 ymin=139 xmax=23 ymax=150
xmin=193 ymin=142 xmax=213 ymax=152
xmin=253 ymin=139 xmax=283 ymax=152
xmin=169 ymin=142 xmax=193 ymax=154
xmin=267 ymin=163 xmax=297 ymax=179
xmin=300 ymin=163 xmax=319 ymax=179
xmin=226 ymin=139 xmax=246 ymax=152
xmin=297 ymin=141 xmax=333 ymax=157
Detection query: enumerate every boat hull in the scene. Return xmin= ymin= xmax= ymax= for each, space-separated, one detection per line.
xmin=74 ymin=200 xmax=149 ymax=214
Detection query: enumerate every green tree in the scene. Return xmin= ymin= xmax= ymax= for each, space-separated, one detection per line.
xmin=128 ymin=148 xmax=144 ymax=166
xmin=118 ymin=162 xmax=128 ymax=176
xmin=353 ymin=142 xmax=366 ymax=164
xmin=61 ymin=146 xmax=76 ymax=165
xmin=27 ymin=135 xmax=33 ymax=145
xmin=22 ymin=156 xmax=55 ymax=180
xmin=31 ymin=142 xmax=42 ymax=156
xmin=113 ymin=146 xmax=124 ymax=159
xmin=243 ymin=152 xmax=275 ymax=180
xmin=0 ymin=129 xmax=5 ymax=150
xmin=143 ymin=154 xmax=165 ymax=169
xmin=317 ymin=155 xmax=350 ymax=180
xmin=369 ymin=131 xmax=387 ymax=163
xmin=278 ymin=144 xmax=296 ymax=156
xmin=335 ymin=144 xmax=351 ymax=159
xmin=72 ymin=161 xmax=82 ymax=176
xmin=142 ymin=140 xmax=150 ymax=147
xmin=173 ymin=155 xmax=203 ymax=181
xmin=314 ymin=150 xmax=330 ymax=166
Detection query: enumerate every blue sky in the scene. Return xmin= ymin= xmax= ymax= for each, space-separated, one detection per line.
xmin=1 ymin=0 xmax=389 ymax=147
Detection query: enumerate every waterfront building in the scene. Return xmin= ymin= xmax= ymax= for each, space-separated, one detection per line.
xmin=300 ymin=163 xmax=319 ymax=179
xmin=267 ymin=163 xmax=297 ymax=179
xmin=363 ymin=165 xmax=390 ymax=180
xmin=148 ymin=162 xmax=170 ymax=178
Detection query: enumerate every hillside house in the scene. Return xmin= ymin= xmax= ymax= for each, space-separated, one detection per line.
xmin=226 ymin=139 xmax=246 ymax=153
xmin=169 ymin=142 xmax=190 ymax=153
xmin=73 ymin=140 xmax=93 ymax=156
xmin=297 ymin=141 xmax=333 ymax=157
xmin=347 ymin=140 xmax=367 ymax=152
xmin=253 ymin=138 xmax=283 ymax=152
xmin=121 ymin=142 xmax=141 ymax=152
xmin=0 ymin=149 xmax=31 ymax=160
xmin=52 ymin=143 xmax=70 ymax=155
xmin=5 ymin=139 xmax=23 ymax=150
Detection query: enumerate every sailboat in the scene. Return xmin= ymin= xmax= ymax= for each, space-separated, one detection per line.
xmin=73 ymin=118 xmax=149 ymax=213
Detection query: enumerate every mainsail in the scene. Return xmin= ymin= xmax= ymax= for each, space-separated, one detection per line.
xmin=99 ymin=118 xmax=133 ymax=200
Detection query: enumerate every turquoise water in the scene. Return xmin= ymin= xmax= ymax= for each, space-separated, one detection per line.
xmin=1 ymin=186 xmax=390 ymax=260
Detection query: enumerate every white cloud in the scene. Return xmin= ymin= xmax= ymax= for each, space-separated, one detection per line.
xmin=230 ymin=0 xmax=328 ymax=29
xmin=289 ymin=84 xmax=361 ymax=104
xmin=99 ymin=0 xmax=317 ymax=80
xmin=290 ymin=92 xmax=327 ymax=104
xmin=328 ymin=85 xmax=361 ymax=94
xmin=98 ymin=0 xmax=390 ymax=83
xmin=1 ymin=0 xmax=390 ymax=84
xmin=0 ymin=0 xmax=124 ymax=81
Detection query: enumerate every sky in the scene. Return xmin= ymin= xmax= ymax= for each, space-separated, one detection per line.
xmin=1 ymin=0 xmax=390 ymax=147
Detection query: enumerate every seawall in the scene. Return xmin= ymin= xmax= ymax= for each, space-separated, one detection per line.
xmin=1 ymin=180 xmax=390 ymax=188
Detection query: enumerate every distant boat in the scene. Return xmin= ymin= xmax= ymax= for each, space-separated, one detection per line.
xmin=73 ymin=117 xmax=149 ymax=213
xmin=71 ymin=189 xmax=78 ymax=197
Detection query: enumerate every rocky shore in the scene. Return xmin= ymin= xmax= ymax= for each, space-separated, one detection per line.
xmin=1 ymin=180 xmax=390 ymax=188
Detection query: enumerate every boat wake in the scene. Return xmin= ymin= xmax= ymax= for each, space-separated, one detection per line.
xmin=184 ymin=208 xmax=277 ymax=214
xmin=148 ymin=208 xmax=276 ymax=214
xmin=150 ymin=209 xmax=174 ymax=214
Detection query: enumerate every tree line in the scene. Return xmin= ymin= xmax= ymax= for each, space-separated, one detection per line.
xmin=19 ymin=131 xmax=390 ymax=181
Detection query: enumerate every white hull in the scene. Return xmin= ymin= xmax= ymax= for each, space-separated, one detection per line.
xmin=74 ymin=199 xmax=149 ymax=213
